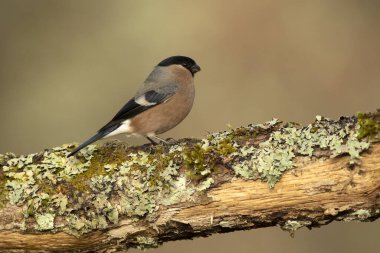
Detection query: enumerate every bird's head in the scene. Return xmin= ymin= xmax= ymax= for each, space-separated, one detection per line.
xmin=158 ymin=56 xmax=201 ymax=76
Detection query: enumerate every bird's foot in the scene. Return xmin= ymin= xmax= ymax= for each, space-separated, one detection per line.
xmin=146 ymin=136 xmax=169 ymax=145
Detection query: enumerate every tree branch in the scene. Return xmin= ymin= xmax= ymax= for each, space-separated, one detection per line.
xmin=0 ymin=111 xmax=379 ymax=252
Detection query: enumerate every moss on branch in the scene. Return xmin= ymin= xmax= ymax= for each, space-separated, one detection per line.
xmin=0 ymin=111 xmax=379 ymax=251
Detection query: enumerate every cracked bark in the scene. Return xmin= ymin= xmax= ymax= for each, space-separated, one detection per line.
xmin=0 ymin=112 xmax=379 ymax=253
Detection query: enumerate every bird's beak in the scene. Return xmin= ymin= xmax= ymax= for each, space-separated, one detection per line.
xmin=191 ymin=64 xmax=201 ymax=73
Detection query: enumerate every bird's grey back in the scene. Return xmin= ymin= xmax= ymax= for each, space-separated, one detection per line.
xmin=135 ymin=66 xmax=179 ymax=98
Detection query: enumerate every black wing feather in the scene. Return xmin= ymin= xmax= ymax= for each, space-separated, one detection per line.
xmin=144 ymin=90 xmax=171 ymax=104
xmin=67 ymin=123 xmax=120 ymax=157
xmin=99 ymin=90 xmax=175 ymax=132
xmin=109 ymin=90 xmax=174 ymax=122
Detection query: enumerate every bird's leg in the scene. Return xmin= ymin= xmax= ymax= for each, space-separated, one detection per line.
xmin=149 ymin=135 xmax=169 ymax=144
xmin=146 ymin=136 xmax=158 ymax=145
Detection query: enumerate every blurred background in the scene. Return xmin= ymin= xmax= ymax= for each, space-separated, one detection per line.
xmin=0 ymin=0 xmax=379 ymax=252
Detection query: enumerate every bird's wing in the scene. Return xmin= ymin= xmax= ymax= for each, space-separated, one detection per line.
xmin=68 ymin=84 xmax=178 ymax=157
xmin=99 ymin=83 xmax=178 ymax=131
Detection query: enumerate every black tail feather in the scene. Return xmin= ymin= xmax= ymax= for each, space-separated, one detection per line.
xmin=67 ymin=132 xmax=106 ymax=157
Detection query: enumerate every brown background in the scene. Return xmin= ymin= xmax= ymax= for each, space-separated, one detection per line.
xmin=0 ymin=1 xmax=379 ymax=252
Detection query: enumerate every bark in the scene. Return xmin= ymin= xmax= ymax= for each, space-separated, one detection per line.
xmin=0 ymin=111 xmax=379 ymax=252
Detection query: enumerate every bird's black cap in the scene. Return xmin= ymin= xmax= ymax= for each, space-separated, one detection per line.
xmin=158 ymin=56 xmax=201 ymax=75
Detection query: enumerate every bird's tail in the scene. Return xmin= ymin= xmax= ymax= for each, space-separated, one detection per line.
xmin=67 ymin=132 xmax=106 ymax=157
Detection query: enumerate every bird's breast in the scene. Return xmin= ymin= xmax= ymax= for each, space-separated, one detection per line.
xmin=129 ymin=79 xmax=195 ymax=135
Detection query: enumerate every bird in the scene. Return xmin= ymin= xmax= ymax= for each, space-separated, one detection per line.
xmin=67 ymin=55 xmax=201 ymax=157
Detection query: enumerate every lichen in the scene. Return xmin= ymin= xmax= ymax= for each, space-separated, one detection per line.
xmin=196 ymin=178 xmax=215 ymax=192
xmin=281 ymin=220 xmax=312 ymax=237
xmin=0 ymin=113 xmax=373 ymax=239
xmin=344 ymin=209 xmax=372 ymax=221
xmin=227 ymin=116 xmax=370 ymax=187
xmin=0 ymin=139 xmax=217 ymax=236
xmin=35 ymin=213 xmax=55 ymax=231
xmin=136 ymin=236 xmax=158 ymax=249
xmin=346 ymin=137 xmax=370 ymax=164
xmin=66 ymin=214 xmax=93 ymax=236
xmin=219 ymin=220 xmax=234 ymax=228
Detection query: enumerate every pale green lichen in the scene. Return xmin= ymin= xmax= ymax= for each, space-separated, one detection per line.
xmin=35 ymin=213 xmax=55 ymax=231
xmin=160 ymin=176 xmax=194 ymax=206
xmin=0 ymin=142 xmax=214 ymax=236
xmin=281 ymin=220 xmax=312 ymax=236
xmin=0 ymin=113 xmax=373 ymax=239
xmin=344 ymin=209 xmax=372 ymax=221
xmin=18 ymin=219 xmax=27 ymax=231
xmin=51 ymin=193 xmax=68 ymax=215
xmin=226 ymin=116 xmax=370 ymax=187
xmin=66 ymin=214 xmax=93 ymax=236
xmin=219 ymin=220 xmax=234 ymax=228
xmin=196 ymin=178 xmax=215 ymax=192
xmin=346 ymin=137 xmax=370 ymax=164
xmin=136 ymin=236 xmax=158 ymax=249
xmin=4 ymin=145 xmax=95 ymax=206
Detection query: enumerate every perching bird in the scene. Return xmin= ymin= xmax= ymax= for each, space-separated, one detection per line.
xmin=67 ymin=55 xmax=201 ymax=157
